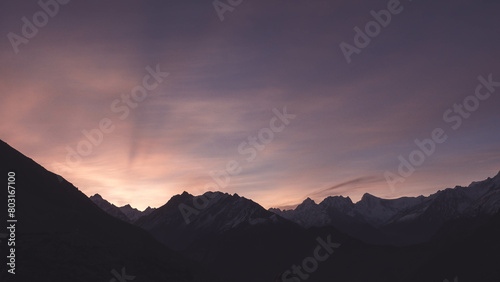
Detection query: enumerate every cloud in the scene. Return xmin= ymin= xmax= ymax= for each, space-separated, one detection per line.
xmin=307 ymin=176 xmax=384 ymax=199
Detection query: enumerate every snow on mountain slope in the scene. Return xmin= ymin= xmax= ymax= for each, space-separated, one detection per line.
xmin=271 ymin=171 xmax=500 ymax=245
xmin=274 ymin=171 xmax=500 ymax=228
xmin=353 ymin=193 xmax=426 ymax=226
xmin=135 ymin=191 xmax=296 ymax=251
xmin=92 ymin=171 xmax=500 ymax=247
xmin=272 ymin=193 xmax=427 ymax=228
xmin=270 ymin=198 xmax=330 ymax=228
xmin=463 ymin=172 xmax=500 ymax=216
xmin=386 ymin=172 xmax=500 ymax=226
xmin=321 ymin=195 xmax=355 ymax=214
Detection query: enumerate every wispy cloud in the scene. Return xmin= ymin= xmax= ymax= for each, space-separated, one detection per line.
xmin=306 ymin=176 xmax=384 ymax=200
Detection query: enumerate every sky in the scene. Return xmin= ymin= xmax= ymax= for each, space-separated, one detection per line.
xmin=1 ymin=0 xmax=499 ymax=210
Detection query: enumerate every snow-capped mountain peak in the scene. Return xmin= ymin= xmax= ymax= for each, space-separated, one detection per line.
xmin=270 ymin=171 xmax=500 ymax=245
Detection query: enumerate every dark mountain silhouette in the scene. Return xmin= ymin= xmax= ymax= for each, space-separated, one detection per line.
xmin=132 ymin=175 xmax=500 ymax=281
xmin=90 ymin=194 xmax=155 ymax=223
xmin=0 ymin=139 xmax=219 ymax=282
xmin=135 ymin=191 xmax=355 ymax=282
xmin=119 ymin=204 xmax=155 ymax=222
xmin=3 ymin=138 xmax=500 ymax=281
xmin=89 ymin=193 xmax=131 ymax=222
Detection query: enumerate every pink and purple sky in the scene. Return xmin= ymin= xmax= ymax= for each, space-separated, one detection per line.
xmin=1 ymin=0 xmax=499 ymax=210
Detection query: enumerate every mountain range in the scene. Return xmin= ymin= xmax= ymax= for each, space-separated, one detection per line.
xmin=2 ymin=138 xmax=500 ymax=281
xmin=271 ymin=173 xmax=500 ymax=245
xmin=90 ymin=193 xmax=155 ymax=223
xmin=103 ymin=172 xmax=500 ymax=281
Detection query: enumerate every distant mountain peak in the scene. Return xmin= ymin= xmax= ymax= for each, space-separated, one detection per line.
xmin=322 ymin=195 xmax=353 ymax=203
xmin=296 ymin=197 xmax=317 ymax=210
xmin=136 ymin=190 xmax=285 ymax=241
xmin=144 ymin=206 xmax=155 ymax=213
xmin=90 ymin=194 xmax=130 ymax=222
xmin=91 ymin=193 xmax=103 ymax=200
xmin=361 ymin=192 xmax=375 ymax=199
xmin=320 ymin=195 xmax=354 ymax=212
xmin=360 ymin=193 xmax=381 ymax=203
xmin=89 ymin=194 xmax=153 ymax=223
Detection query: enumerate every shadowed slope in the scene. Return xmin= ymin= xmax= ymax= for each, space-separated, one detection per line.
xmin=0 ymin=139 xmax=219 ymax=282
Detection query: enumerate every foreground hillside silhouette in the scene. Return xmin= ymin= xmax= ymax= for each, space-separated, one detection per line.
xmin=0 ymin=140 xmax=218 ymax=282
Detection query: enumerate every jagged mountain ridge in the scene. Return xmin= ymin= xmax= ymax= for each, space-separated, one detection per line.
xmin=125 ymin=180 xmax=500 ymax=281
xmin=3 ymin=138 xmax=500 ymax=282
xmin=134 ymin=190 xmax=355 ymax=282
xmin=90 ymin=193 xmax=155 ymax=223
xmin=270 ymin=171 xmax=500 ymax=245
xmin=0 ymin=139 xmax=219 ymax=282
xmin=135 ymin=191 xmax=296 ymax=251
xmin=121 ymin=204 xmax=155 ymax=222
xmin=95 ymin=171 xmax=500 ymax=246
